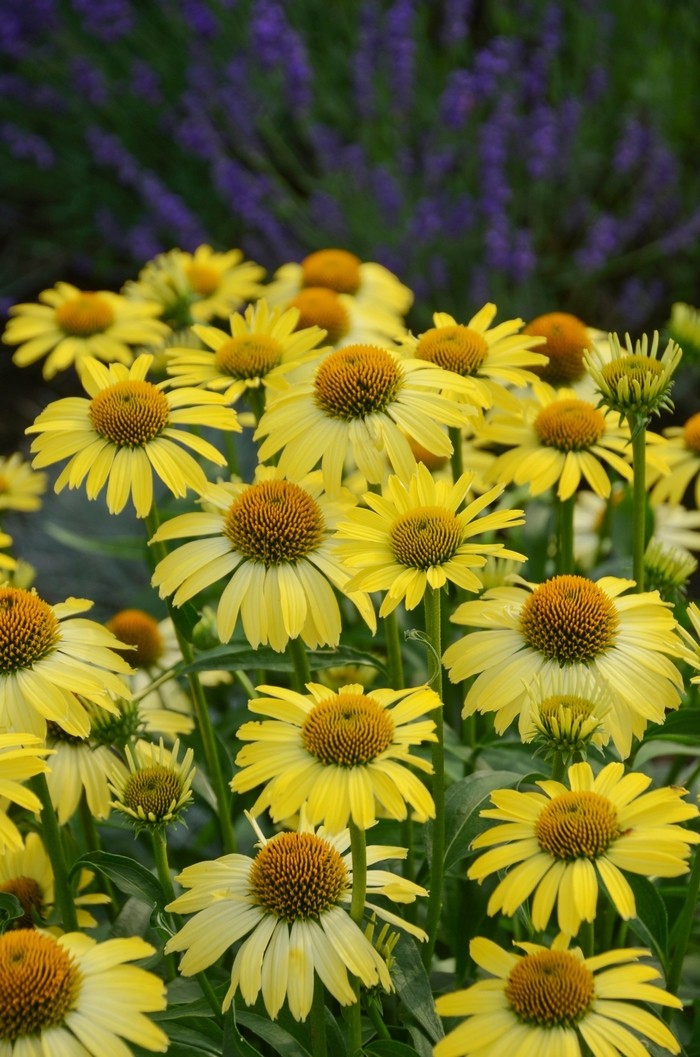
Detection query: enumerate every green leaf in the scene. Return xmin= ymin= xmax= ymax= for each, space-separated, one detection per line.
xmin=45 ymin=522 xmax=146 ymax=560
xmin=223 ymin=1007 xmax=263 ymax=1057
xmin=325 ymin=1008 xmax=347 ymax=1057
xmin=235 ymin=1011 xmax=313 ymax=1057
xmin=0 ymin=892 xmax=23 ymax=933
xmin=167 ymin=598 xmax=201 ymax=645
xmin=634 ymin=740 xmax=700 ymax=768
xmin=643 ymin=709 xmax=700 ymax=742
xmin=443 ymin=771 xmax=523 ymax=872
xmin=72 ymin=851 xmax=167 ymax=911
xmin=366 ymin=1042 xmax=422 ymax=1056
xmin=164 ymin=1023 xmax=222 ymax=1056
xmin=624 ymin=875 xmax=669 ymax=975
xmin=178 ymin=643 xmax=386 ymax=676
xmin=405 ymin=1025 xmax=433 ymax=1057
xmin=392 ymin=935 xmax=444 ymax=1044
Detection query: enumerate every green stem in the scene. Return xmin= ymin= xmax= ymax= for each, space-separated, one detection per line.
xmin=578 ymin=919 xmax=594 ymax=959
xmin=629 ymin=415 xmax=647 ymax=593
xmin=422 ymin=585 xmax=444 ymax=971
xmin=224 ymin=431 xmax=240 ymax=478
xmin=448 ymin=425 xmax=464 ymax=483
xmin=665 ymin=846 xmax=700 ymax=1008
xmin=551 ymin=751 xmax=566 ymax=784
xmin=348 ymin=821 xmax=367 ymax=1055
xmin=78 ymin=792 xmax=119 ymax=916
xmin=384 ymin=610 xmax=404 ymax=690
xmin=234 ymin=669 xmax=257 ymax=699
xmin=145 ymin=505 xmax=236 ymax=854
xmin=288 ymin=634 xmax=311 ymax=692
xmin=310 ymin=974 xmax=328 ymax=1057
xmin=367 ymin=997 xmax=391 ymax=1040
xmin=248 ymin=386 xmax=266 ymax=426
xmin=30 ymin=773 xmax=78 ymax=931
xmin=557 ymin=494 xmax=576 ymax=575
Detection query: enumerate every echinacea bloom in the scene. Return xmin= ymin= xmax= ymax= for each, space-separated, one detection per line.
xmin=0 ymin=587 xmax=132 ymax=738
xmin=0 ymin=832 xmax=110 ymax=929
xmin=434 ymin=935 xmax=681 ymax=1057
xmin=105 ymin=609 xmax=194 ymax=738
xmin=0 ymin=733 xmax=53 ymax=853
xmin=520 ymin=667 xmax=611 ymax=757
xmin=648 ymin=410 xmax=700 ymax=508
xmin=281 ymin=286 xmax=407 ymax=349
xmin=45 ymin=722 xmax=127 ymax=825
xmin=0 ymin=929 xmax=168 ymax=1057
xmin=165 ymin=298 xmax=328 ymax=406
xmin=397 ymin=304 xmax=547 ymax=411
xmin=109 ymin=738 xmax=195 ymax=829
xmin=264 ymin=248 xmax=413 ymax=318
xmin=27 ymin=355 xmax=240 ymax=518
xmin=123 ymin=244 xmax=265 ymax=324
xmin=255 ymin=344 xmax=478 ymax=495
xmin=677 ymin=602 xmax=700 ymax=686
xmin=231 ymin=681 xmax=440 ymax=831
xmin=150 ymin=469 xmax=375 ymax=652
xmin=0 ymin=533 xmax=16 ymax=576
xmin=335 ymin=464 xmax=525 ymax=616
xmin=2 ymin=282 xmax=169 ymax=379
xmin=667 ymin=300 xmax=700 ymax=361
xmin=165 ymin=810 xmax=426 ymax=1021
xmin=643 ymin=538 xmax=697 ymax=604
xmin=468 ymin=761 xmax=699 ymax=936
xmin=443 ymin=574 xmax=684 ymax=757
xmin=480 ymin=385 xmax=667 ymax=501
xmin=522 ymin=311 xmax=597 ymax=387
xmin=584 ymin=330 xmax=682 ymax=418
xmin=0 ymin=453 xmax=47 ymax=512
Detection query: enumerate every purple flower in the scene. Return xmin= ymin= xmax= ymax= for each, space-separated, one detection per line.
xmin=249 ymin=0 xmax=312 ymax=113
xmin=659 ymin=205 xmax=700 ymax=254
xmin=614 ymin=119 xmax=650 ymax=174
xmin=72 ymin=0 xmax=133 ymax=41
xmin=511 ymin=227 xmax=537 ymax=283
xmin=0 ymin=0 xmax=57 ymax=58
xmin=440 ymin=70 xmax=474 ymax=130
xmin=372 ymin=166 xmax=403 ymax=225
xmin=484 ymin=215 xmax=511 ymax=272
xmin=526 ymin=105 xmax=558 ymax=179
xmin=308 ymin=191 xmax=347 ymax=239
xmin=0 ymin=123 xmax=54 ymax=169
xmin=131 ymin=61 xmax=162 ymax=106
xmin=440 ymin=0 xmax=473 ymax=47
xmin=71 ymin=58 xmax=108 ymax=106
xmin=180 ymin=0 xmax=217 ymax=37
xmin=408 ymin=198 xmax=442 ymax=246
xmin=353 ymin=1 xmax=380 ymax=120
xmin=386 ymin=0 xmax=417 ymax=117
xmin=574 ymin=215 xmax=620 ymax=270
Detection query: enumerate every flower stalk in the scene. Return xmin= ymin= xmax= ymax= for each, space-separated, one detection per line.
xmin=558 ymin=494 xmax=575 ymax=575
xmin=347 ymin=820 xmax=367 ymax=1055
xmin=630 ymin=413 xmax=647 ymax=592
xmin=29 ymin=772 xmax=78 ymax=931
xmin=422 ymin=584 xmax=445 ymax=970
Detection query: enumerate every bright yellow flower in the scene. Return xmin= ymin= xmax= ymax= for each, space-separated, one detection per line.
xmin=0 ymin=587 xmax=132 ymax=738
xmin=648 ymin=410 xmax=700 ymax=508
xmin=264 ymin=247 xmax=412 ymax=318
xmin=469 ymin=761 xmax=698 ymax=936
xmin=0 ymin=453 xmax=47 ymax=512
xmin=520 ymin=667 xmax=611 ymax=757
xmin=165 ymin=809 xmax=426 ymax=1021
xmin=2 ymin=282 xmax=169 ymax=379
xmin=397 ymin=304 xmax=547 ymax=411
xmin=27 ymin=354 xmax=239 ymax=518
xmin=151 ymin=468 xmax=375 ymax=652
xmin=435 ymin=934 xmax=681 ymax=1057
xmin=0 ymin=832 xmax=110 ymax=929
xmin=0 ymin=733 xmax=52 ymax=853
xmin=45 ymin=724 xmax=127 ymax=825
xmin=584 ymin=330 xmax=681 ymax=418
xmin=443 ymin=574 xmax=684 ymax=758
xmin=255 ymin=344 xmax=478 ymax=495
xmin=521 ymin=311 xmax=598 ymax=387
xmin=231 ymin=680 xmax=440 ymax=832
xmin=109 ymin=738 xmax=195 ymax=829
xmin=165 ymin=298 xmax=328 ymax=404
xmin=0 ymin=930 xmax=168 ymax=1057
xmin=480 ymin=384 xmax=667 ymax=501
xmin=335 ymin=463 xmax=524 ymax=616
xmin=124 ymin=244 xmax=265 ymax=323
xmin=667 ymin=300 xmax=700 ymax=361
xmin=0 ymin=533 xmax=16 ymax=577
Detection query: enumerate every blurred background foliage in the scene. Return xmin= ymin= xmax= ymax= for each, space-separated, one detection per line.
xmin=2 ymin=0 xmax=700 ymax=338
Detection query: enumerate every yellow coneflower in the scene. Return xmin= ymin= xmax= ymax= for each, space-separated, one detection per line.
xmin=45 ymin=722 xmax=127 ymax=825
xmin=0 ymin=453 xmax=47 ymax=512
xmin=255 ymin=344 xmax=479 ymax=495
xmin=109 ymin=738 xmax=195 ymax=829
xmin=648 ymin=410 xmax=700 ymax=508
xmin=0 ymin=929 xmax=168 ymax=1057
xmin=0 ymin=733 xmax=53 ymax=853
xmin=2 ymin=282 xmax=169 ymax=378
xmin=27 ymin=354 xmax=240 ymax=517
xmin=435 ymin=935 xmax=681 ymax=1057
xmin=443 ymin=574 xmax=685 ymax=757
xmin=335 ymin=463 xmax=524 ymax=616
xmin=165 ymin=810 xmax=426 ymax=1022
xmin=124 ymin=244 xmax=265 ymax=324
xmin=469 ymin=761 xmax=699 ymax=936
xmin=397 ymin=304 xmax=547 ymax=411
xmin=231 ymin=681 xmax=440 ymax=832
xmin=0 ymin=587 xmax=132 ymax=738
xmin=584 ymin=330 xmax=681 ymax=418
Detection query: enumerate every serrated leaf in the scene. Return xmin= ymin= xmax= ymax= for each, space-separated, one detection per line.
xmin=624 ymin=875 xmax=669 ymax=975
xmin=392 ymin=935 xmax=444 ymax=1044
xmin=178 ymin=643 xmax=386 ymax=676
xmin=443 ymin=771 xmax=523 ymax=872
xmin=235 ymin=1010 xmax=312 ymax=1056
xmin=0 ymin=892 xmax=23 ymax=933
xmin=72 ymin=851 xmax=166 ymax=911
